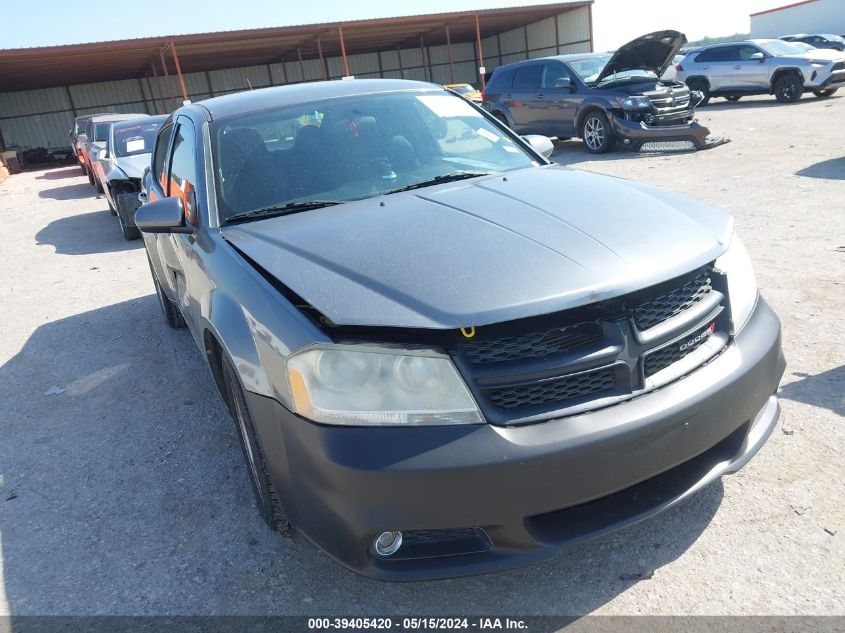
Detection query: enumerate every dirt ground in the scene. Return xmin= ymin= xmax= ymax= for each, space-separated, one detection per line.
xmin=0 ymin=93 xmax=843 ymax=617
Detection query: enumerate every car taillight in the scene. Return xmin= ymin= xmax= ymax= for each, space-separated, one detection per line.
xmin=675 ymin=64 xmax=684 ymax=72
xmin=481 ymin=90 xmax=486 ymax=101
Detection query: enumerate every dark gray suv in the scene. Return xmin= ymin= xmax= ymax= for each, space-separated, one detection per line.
xmin=136 ymin=78 xmax=784 ymax=580
xmin=483 ymin=30 xmax=719 ymax=153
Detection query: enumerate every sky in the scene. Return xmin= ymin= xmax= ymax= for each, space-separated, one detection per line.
xmin=2 ymin=0 xmax=778 ymax=51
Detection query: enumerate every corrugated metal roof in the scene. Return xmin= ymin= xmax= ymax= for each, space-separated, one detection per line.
xmin=0 ymin=1 xmax=591 ymax=91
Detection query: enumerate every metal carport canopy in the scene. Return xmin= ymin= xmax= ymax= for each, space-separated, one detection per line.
xmin=0 ymin=1 xmax=592 ymax=92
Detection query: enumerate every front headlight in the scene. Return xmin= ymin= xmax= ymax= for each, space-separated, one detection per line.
xmin=622 ymin=95 xmax=651 ymax=109
xmin=715 ymin=235 xmax=758 ymax=333
xmin=286 ymin=346 xmax=484 ymax=426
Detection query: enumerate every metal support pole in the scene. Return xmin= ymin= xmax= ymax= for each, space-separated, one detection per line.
xmin=279 ymin=58 xmax=289 ymax=84
xmin=170 ymin=41 xmax=189 ymax=102
xmin=297 ymin=48 xmax=306 ymax=82
xmin=588 ymin=3 xmax=594 ymax=52
xmin=419 ymin=35 xmax=430 ymax=82
xmin=317 ymin=38 xmax=328 ymax=80
xmin=396 ymin=45 xmax=404 ymax=77
xmin=338 ymin=24 xmax=350 ymax=76
xmin=159 ymin=51 xmax=178 ymax=110
xmin=524 ymin=25 xmax=530 ymax=59
xmin=150 ymin=64 xmax=163 ymax=113
xmin=446 ymin=25 xmax=455 ymax=84
xmin=475 ymin=14 xmax=485 ymax=90
xmin=137 ymin=78 xmax=152 ymax=115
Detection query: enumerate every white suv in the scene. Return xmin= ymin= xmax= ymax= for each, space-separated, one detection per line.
xmin=676 ymin=39 xmax=845 ymax=104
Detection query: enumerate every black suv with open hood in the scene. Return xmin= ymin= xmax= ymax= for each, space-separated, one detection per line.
xmin=484 ymin=30 xmax=724 ymax=153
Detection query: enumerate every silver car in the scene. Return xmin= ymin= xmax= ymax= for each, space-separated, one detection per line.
xmin=84 ymin=113 xmax=147 ymax=191
xmin=677 ymin=39 xmax=845 ymax=103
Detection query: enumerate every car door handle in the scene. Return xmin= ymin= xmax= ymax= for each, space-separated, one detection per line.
xmin=734 ymin=65 xmax=742 ymax=70
xmin=537 ymin=94 xmax=545 ymax=99
xmin=505 ymin=94 xmax=512 ymax=100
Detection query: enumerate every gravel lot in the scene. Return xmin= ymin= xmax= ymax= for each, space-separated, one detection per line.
xmin=0 ymin=93 xmax=843 ymax=617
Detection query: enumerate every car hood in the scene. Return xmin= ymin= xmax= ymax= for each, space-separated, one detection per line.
xmin=596 ymin=30 xmax=687 ymax=84
xmin=222 ymin=166 xmax=733 ymax=329
xmin=114 ymin=154 xmax=151 ymax=179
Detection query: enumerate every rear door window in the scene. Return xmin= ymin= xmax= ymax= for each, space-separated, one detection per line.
xmin=513 ymin=65 xmax=542 ymax=90
xmin=488 ymin=68 xmax=514 ymax=91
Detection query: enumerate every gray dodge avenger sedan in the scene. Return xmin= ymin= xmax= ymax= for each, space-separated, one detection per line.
xmin=136 ymin=79 xmax=785 ymax=580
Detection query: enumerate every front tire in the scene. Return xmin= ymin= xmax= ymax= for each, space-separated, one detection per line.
xmin=87 ymin=167 xmax=95 ymax=186
xmin=221 ymin=352 xmax=289 ymax=532
xmin=492 ymin=111 xmax=510 ymax=128
xmin=116 ymin=197 xmax=141 ymax=240
xmin=774 ymin=73 xmax=803 ymax=103
xmin=580 ymin=111 xmax=614 ymax=154
xmin=725 ymin=95 xmax=741 ymax=102
xmin=813 ymin=88 xmax=837 ymax=98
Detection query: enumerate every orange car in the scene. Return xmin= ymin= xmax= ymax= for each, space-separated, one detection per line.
xmin=443 ymin=83 xmax=482 ymax=103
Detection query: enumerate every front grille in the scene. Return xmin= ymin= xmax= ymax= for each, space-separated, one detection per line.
xmin=462 ymin=322 xmax=602 ymax=364
xmin=640 ymin=140 xmax=696 ymax=152
xmin=446 ymin=265 xmax=729 ymax=425
xmin=484 ymin=367 xmax=616 ymax=409
xmin=643 ymin=322 xmax=715 ymax=376
xmin=633 ymin=269 xmax=712 ymax=330
xmin=647 ymin=85 xmax=691 ymax=112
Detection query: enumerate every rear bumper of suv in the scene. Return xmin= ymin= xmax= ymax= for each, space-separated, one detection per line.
xmin=610 ymin=114 xmax=725 ymax=152
xmin=245 ymin=298 xmax=784 ymax=581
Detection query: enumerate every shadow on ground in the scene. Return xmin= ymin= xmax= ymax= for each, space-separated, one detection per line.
xmin=0 ymin=297 xmax=724 ymax=616
xmin=37 ymin=181 xmax=98 ymax=202
xmin=35 ymin=208 xmax=139 ymax=255
xmin=35 ymin=167 xmax=83 ymax=181
xmin=699 ymin=94 xmax=840 ymax=110
xmin=779 ymin=365 xmax=845 ymax=417
xmin=795 ymin=157 xmax=845 ymax=181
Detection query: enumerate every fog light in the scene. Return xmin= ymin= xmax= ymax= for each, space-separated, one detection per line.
xmin=374 ymin=531 xmax=403 ymax=556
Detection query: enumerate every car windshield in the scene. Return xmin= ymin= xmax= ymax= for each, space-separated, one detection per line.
xmin=211 ymin=91 xmax=538 ymax=223
xmin=93 ymin=122 xmax=112 ymax=142
xmin=567 ymin=53 xmax=657 ymax=84
xmin=756 ymin=40 xmax=806 ymax=56
xmin=114 ymin=121 xmax=162 ymax=157
xmin=822 ymin=34 xmax=845 ymax=43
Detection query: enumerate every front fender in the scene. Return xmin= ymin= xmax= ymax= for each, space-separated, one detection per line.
xmin=574 ymin=98 xmax=615 ymax=131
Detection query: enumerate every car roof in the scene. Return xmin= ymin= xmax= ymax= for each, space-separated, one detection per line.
xmin=112 ymin=114 xmax=168 ymax=129
xmin=195 ymin=79 xmax=443 ymax=120
xmin=89 ymin=113 xmax=148 ymax=123
xmin=493 ymin=52 xmax=607 ymax=71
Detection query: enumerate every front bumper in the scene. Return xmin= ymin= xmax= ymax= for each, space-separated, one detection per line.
xmin=245 ymin=298 xmax=784 ymax=581
xmin=610 ymin=114 xmax=727 ymax=152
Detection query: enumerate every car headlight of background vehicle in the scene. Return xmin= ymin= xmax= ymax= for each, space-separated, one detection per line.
xmin=622 ymin=95 xmax=651 ymax=109
xmin=286 ymin=346 xmax=484 ymax=426
xmin=715 ymin=234 xmax=758 ymax=333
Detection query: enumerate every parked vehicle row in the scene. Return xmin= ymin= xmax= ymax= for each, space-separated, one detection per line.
xmin=69 ymin=112 xmax=166 ymax=240
xmin=128 ymin=78 xmax=784 ymax=580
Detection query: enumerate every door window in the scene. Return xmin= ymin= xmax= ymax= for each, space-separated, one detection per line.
xmin=738 ymin=45 xmax=763 ymax=60
xmin=152 ymin=123 xmax=173 ymax=191
xmin=168 ymin=123 xmax=198 ymax=224
xmin=513 ymin=65 xmax=542 ymax=90
xmin=541 ymin=63 xmax=572 ymax=89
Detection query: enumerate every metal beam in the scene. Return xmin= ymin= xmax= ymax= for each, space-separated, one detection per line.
xmin=338 ymin=24 xmax=350 ymax=77
xmin=446 ymin=25 xmax=455 ymax=84
xmin=420 ymin=34 xmax=430 ymax=82
xmin=158 ymin=51 xmax=177 ymax=110
xmin=297 ymin=48 xmax=306 ymax=82
xmin=316 ymin=38 xmax=328 ymax=80
xmin=475 ymin=14 xmax=485 ymax=89
xmin=170 ymin=40 xmax=189 ymax=102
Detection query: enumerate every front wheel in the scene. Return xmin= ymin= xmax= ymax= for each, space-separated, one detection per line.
xmin=774 ymin=73 xmax=803 ymax=103
xmin=116 ymin=195 xmax=141 ymax=240
xmin=725 ymin=95 xmax=741 ymax=102
xmin=147 ymin=256 xmax=186 ymax=328
xmin=80 ymin=164 xmax=87 ymax=176
xmin=221 ymin=352 xmax=289 ymax=532
xmin=580 ymin=111 xmax=614 ymax=154
xmin=87 ymin=168 xmax=95 ymax=186
xmin=813 ymin=88 xmax=837 ymax=98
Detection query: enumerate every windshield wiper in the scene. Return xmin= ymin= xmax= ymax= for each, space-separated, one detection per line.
xmin=382 ymin=171 xmax=490 ymax=195
xmin=225 ymin=200 xmax=341 ymax=224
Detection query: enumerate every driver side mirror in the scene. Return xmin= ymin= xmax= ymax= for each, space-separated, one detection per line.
xmin=135 ymin=196 xmax=192 ymax=234
xmin=750 ymin=52 xmax=765 ymax=62
xmin=553 ymin=77 xmax=572 ymax=90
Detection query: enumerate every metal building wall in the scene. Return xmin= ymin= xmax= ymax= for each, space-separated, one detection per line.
xmin=0 ymin=7 xmax=591 ymax=152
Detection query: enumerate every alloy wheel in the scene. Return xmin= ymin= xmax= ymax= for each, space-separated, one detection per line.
xmin=584 ymin=116 xmax=605 ymax=151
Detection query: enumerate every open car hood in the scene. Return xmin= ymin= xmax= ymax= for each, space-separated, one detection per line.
xmin=222 ymin=166 xmax=733 ymax=330
xmin=596 ymin=30 xmax=687 ymax=84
